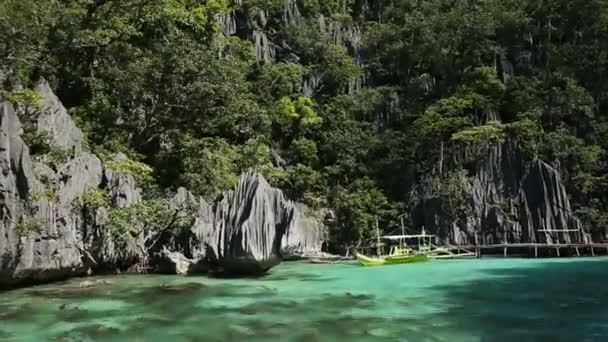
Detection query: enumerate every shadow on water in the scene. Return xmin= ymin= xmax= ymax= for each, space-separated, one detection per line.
xmin=134 ymin=282 xmax=207 ymax=303
xmin=0 ymin=329 xmax=12 ymax=340
xmin=209 ymin=291 xmax=375 ymax=316
xmin=260 ymin=271 xmax=337 ymax=282
xmin=54 ymin=324 xmax=123 ymax=341
xmin=0 ymin=304 xmax=32 ymax=321
xmin=8 ymin=260 xmax=608 ymax=341
xmin=27 ymin=287 xmax=97 ymax=300
xmin=433 ymin=259 xmax=608 ymax=342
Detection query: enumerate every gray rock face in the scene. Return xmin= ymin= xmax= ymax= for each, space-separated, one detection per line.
xmin=0 ymin=92 xmax=143 ymax=288
xmin=280 ymin=203 xmax=326 ymax=259
xmin=103 ymin=153 xmax=142 ymax=208
xmin=0 ymin=100 xmax=106 ymax=288
xmin=0 ymin=101 xmax=48 ymax=286
xmin=188 ymin=172 xmax=324 ymax=274
xmin=57 ymin=153 xmax=104 ymax=206
xmin=0 ymin=101 xmax=92 ymax=287
xmin=82 ymin=175 xmax=146 ymax=272
xmin=105 ymin=169 xmax=142 ymax=208
xmin=411 ymin=142 xmax=588 ymax=245
xmin=157 ymin=248 xmax=194 ymax=275
xmin=18 ymin=152 xmax=104 ymax=285
xmin=34 ymin=79 xmax=83 ymax=156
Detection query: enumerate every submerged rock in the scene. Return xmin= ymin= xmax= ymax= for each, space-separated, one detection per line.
xmin=80 ymin=280 xmax=96 ymax=288
xmin=79 ymin=279 xmax=113 ymax=288
xmin=137 ymin=282 xmax=205 ymax=300
xmin=157 ymin=248 xmax=194 ymax=275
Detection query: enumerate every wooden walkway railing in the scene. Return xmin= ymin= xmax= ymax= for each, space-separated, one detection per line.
xmin=450 ymin=243 xmax=608 ymax=258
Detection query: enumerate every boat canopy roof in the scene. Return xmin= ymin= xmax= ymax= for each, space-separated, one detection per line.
xmin=381 ymin=234 xmax=435 ymax=240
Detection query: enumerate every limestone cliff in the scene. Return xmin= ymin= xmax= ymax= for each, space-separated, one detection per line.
xmin=171 ymin=173 xmax=326 ymax=275
xmin=411 ymin=142 xmax=588 ymax=245
xmin=0 ymin=81 xmax=147 ymax=289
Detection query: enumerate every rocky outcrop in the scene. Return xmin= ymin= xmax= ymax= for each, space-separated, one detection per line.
xmin=411 ymin=142 xmax=588 ymax=245
xmin=157 ymin=248 xmax=194 ymax=275
xmin=0 ymin=101 xmax=50 ymax=286
xmin=34 ymin=79 xmax=83 ymax=156
xmin=0 ymin=88 xmax=145 ymax=289
xmin=0 ymin=83 xmax=326 ymax=288
xmin=105 ymin=169 xmax=142 ymax=208
xmin=186 ymin=172 xmax=325 ymax=275
xmin=0 ymin=100 xmax=100 ymax=287
xmin=280 ymin=203 xmax=326 ymax=259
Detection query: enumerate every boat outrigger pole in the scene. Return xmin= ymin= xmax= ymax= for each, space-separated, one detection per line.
xmin=399 ymin=214 xmax=406 ymax=249
xmin=375 ymin=217 xmax=381 ymax=256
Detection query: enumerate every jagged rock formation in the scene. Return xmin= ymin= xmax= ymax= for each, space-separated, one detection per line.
xmin=218 ymin=0 xmax=365 ymax=93
xmin=0 ymin=99 xmax=90 ymax=287
xmin=34 ymin=81 xmax=83 ymax=156
xmin=180 ymin=172 xmax=326 ymax=275
xmin=0 ymin=82 xmax=325 ymax=288
xmin=280 ymin=203 xmax=326 ymax=259
xmin=0 ymin=82 xmax=147 ymax=289
xmin=252 ymin=30 xmax=274 ymax=63
xmin=104 ymin=154 xmax=142 ymax=208
xmin=411 ymin=142 xmax=588 ymax=245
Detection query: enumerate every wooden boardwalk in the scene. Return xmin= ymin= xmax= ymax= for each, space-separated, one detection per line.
xmin=447 ymin=243 xmax=608 ymax=258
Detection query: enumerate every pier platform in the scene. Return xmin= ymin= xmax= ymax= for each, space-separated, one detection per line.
xmin=452 ymin=243 xmax=608 ymax=258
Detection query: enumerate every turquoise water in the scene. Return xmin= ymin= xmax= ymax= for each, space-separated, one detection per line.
xmin=1 ymin=258 xmax=608 ymax=341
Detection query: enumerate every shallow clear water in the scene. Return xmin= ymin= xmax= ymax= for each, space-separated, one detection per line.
xmin=2 ymin=257 xmax=608 ymax=341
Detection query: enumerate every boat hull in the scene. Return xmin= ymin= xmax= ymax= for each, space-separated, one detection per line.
xmin=424 ymin=247 xmax=476 ymax=259
xmin=355 ymin=253 xmax=428 ymax=266
xmin=428 ymin=252 xmax=476 ymax=259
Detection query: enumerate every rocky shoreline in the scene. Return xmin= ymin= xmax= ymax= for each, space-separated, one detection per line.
xmin=0 ymin=80 xmax=589 ymax=290
xmin=0 ymin=80 xmax=326 ymax=290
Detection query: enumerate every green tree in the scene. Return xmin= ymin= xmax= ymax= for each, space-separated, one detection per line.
xmin=5 ymin=0 xmax=608 ymax=250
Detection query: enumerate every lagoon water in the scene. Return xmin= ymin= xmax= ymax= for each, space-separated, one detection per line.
xmin=1 ymin=258 xmax=608 ymax=341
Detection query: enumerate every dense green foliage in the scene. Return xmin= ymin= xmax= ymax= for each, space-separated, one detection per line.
xmin=14 ymin=219 xmax=44 ymax=237
xmin=107 ymin=198 xmax=194 ymax=243
xmin=3 ymin=0 xmax=608 ymax=248
xmin=106 ymin=158 xmax=155 ymax=186
xmin=74 ymin=188 xmax=110 ymax=210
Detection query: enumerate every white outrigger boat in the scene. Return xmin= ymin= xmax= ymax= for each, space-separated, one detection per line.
xmin=379 ymin=231 xmax=475 ymax=260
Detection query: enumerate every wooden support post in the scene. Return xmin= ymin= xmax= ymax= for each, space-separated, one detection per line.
xmin=556 ymin=248 xmax=560 ymax=257
xmin=591 ymin=247 xmax=595 ymax=256
xmin=534 ymin=246 xmax=538 ymax=258
xmin=575 ymin=247 xmax=580 ymax=257
xmin=503 ymin=247 xmax=507 ymax=257
xmin=476 ymin=248 xmax=481 ymax=258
